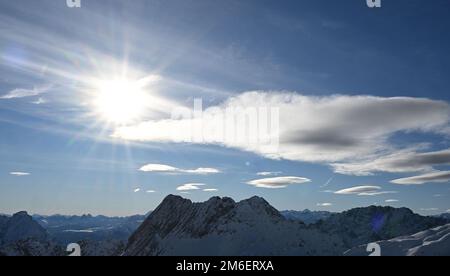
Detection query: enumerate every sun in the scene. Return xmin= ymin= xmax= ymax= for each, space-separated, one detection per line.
xmin=93 ymin=79 xmax=147 ymax=124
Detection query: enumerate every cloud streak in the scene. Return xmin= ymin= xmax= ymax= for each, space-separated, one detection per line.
xmin=247 ymin=176 xmax=311 ymax=189
xmin=176 ymin=183 xmax=206 ymax=191
xmin=257 ymin=171 xmax=282 ymax=176
xmin=139 ymin=164 xmax=220 ymax=175
xmin=9 ymin=172 xmax=30 ymax=176
xmin=391 ymin=171 xmax=450 ymax=185
xmin=203 ymin=188 xmax=219 ymax=192
xmin=0 ymin=85 xmax=52 ymax=99
xmin=334 ymin=186 xmax=397 ymax=196
xmin=333 ymin=148 xmax=450 ymax=176
xmin=385 ymin=199 xmax=399 ymax=203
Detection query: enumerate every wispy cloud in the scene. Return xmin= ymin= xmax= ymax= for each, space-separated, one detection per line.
xmin=133 ymin=188 xmax=141 ymax=193
xmin=31 ymin=97 xmax=47 ymax=105
xmin=146 ymin=190 xmax=156 ymax=193
xmin=257 ymin=171 xmax=282 ymax=176
xmin=9 ymin=172 xmax=30 ymax=176
xmin=391 ymin=171 xmax=450 ymax=185
xmin=247 ymin=176 xmax=311 ymax=189
xmin=176 ymin=183 xmax=206 ymax=191
xmin=333 ymin=148 xmax=450 ymax=176
xmin=0 ymin=85 xmax=52 ymax=99
xmin=385 ymin=199 xmax=399 ymax=203
xmin=139 ymin=164 xmax=220 ymax=175
xmin=317 ymin=203 xmax=333 ymax=207
xmin=203 ymin=188 xmax=219 ymax=192
xmin=320 ymin=177 xmax=334 ymax=188
xmin=334 ymin=186 xmax=397 ymax=196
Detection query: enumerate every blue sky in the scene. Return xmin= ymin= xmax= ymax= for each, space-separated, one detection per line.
xmin=1 ymin=0 xmax=450 ymax=216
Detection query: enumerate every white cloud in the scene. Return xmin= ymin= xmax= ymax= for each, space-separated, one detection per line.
xmin=146 ymin=190 xmax=156 ymax=193
xmin=358 ymin=191 xmax=398 ymax=196
xmin=334 ymin=186 xmax=397 ymax=196
xmin=133 ymin=188 xmax=141 ymax=193
xmin=391 ymin=171 xmax=450 ymax=185
xmin=246 ymin=176 xmax=311 ymax=189
xmin=385 ymin=199 xmax=399 ymax=203
xmin=176 ymin=183 xmax=206 ymax=191
xmin=317 ymin=203 xmax=333 ymax=207
xmin=203 ymin=188 xmax=219 ymax=192
xmin=113 ymin=92 xmax=450 ymax=176
xmin=0 ymin=85 xmax=52 ymax=99
xmin=139 ymin=164 xmax=220 ymax=175
xmin=257 ymin=171 xmax=282 ymax=176
xmin=446 ymin=209 xmax=450 ymax=213
xmin=10 ymin=172 xmax=30 ymax=176
xmin=332 ymin=148 xmax=450 ymax=176
xmin=31 ymin=97 xmax=47 ymax=105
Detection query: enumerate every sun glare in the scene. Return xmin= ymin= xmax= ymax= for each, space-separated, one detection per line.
xmin=93 ymin=79 xmax=147 ymax=124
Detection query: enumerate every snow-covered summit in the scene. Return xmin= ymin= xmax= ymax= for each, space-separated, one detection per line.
xmin=124 ymin=195 xmax=344 ymax=256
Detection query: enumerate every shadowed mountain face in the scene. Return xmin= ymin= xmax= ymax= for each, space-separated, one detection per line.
xmin=124 ymin=195 xmax=345 ymax=256
xmin=281 ymin=210 xmax=333 ymax=224
xmin=316 ymin=206 xmax=447 ymax=248
xmin=0 ymin=212 xmax=47 ymax=246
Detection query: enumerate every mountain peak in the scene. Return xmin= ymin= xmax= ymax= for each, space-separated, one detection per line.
xmin=124 ymin=195 xmax=345 ymax=256
xmin=12 ymin=211 xmax=29 ymax=218
xmin=0 ymin=211 xmax=47 ymax=245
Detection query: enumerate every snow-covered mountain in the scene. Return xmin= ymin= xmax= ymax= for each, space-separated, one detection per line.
xmin=345 ymin=224 xmax=450 ymax=256
xmin=0 ymin=211 xmax=48 ymax=246
xmin=437 ymin=213 xmax=450 ymax=222
xmin=281 ymin=210 xmax=333 ymax=224
xmin=124 ymin=195 xmax=345 ymax=256
xmin=316 ymin=206 xmax=447 ymax=248
xmin=0 ymin=212 xmax=59 ymax=256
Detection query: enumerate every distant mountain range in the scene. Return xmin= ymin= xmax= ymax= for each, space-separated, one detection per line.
xmin=32 ymin=214 xmax=146 ymax=244
xmin=1 ymin=196 xmax=449 ymax=256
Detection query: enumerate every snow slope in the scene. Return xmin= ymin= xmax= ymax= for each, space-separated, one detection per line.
xmin=344 ymin=224 xmax=450 ymax=256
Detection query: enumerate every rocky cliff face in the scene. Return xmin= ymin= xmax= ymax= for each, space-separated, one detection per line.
xmin=124 ymin=195 xmax=345 ymax=256
xmin=0 ymin=211 xmax=48 ymax=246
